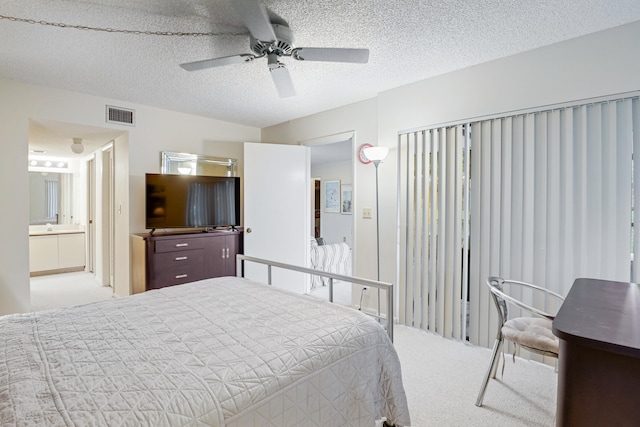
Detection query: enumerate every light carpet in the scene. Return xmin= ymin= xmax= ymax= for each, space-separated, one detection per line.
xmin=29 ymin=274 xmax=556 ymax=426
xmin=394 ymin=325 xmax=556 ymax=426
xmin=30 ymin=271 xmax=115 ymax=311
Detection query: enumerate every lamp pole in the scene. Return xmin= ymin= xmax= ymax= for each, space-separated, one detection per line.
xmin=373 ymin=159 xmax=381 ymax=282
xmin=362 ymin=145 xmax=389 ymax=322
xmin=372 ymin=158 xmax=382 ymax=318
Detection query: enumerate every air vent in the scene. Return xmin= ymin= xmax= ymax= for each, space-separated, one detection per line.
xmin=106 ymin=105 xmax=135 ymax=126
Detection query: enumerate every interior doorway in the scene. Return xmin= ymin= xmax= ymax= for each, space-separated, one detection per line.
xmin=27 ymin=119 xmax=125 ymax=307
xmin=308 ymin=137 xmax=354 ymax=248
xmin=305 ymin=132 xmax=355 ymax=305
xmin=312 ymin=178 xmax=321 ymax=238
xmin=101 ymin=144 xmax=114 ymax=287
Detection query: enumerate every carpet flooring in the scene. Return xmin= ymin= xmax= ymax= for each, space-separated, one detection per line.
xmin=30 ymin=271 xmax=115 ymax=311
xmin=394 ymin=325 xmax=556 ymax=426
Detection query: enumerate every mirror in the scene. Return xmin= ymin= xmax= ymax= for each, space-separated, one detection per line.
xmin=161 ymin=151 xmax=238 ymax=177
xmin=29 ymin=171 xmax=75 ymax=225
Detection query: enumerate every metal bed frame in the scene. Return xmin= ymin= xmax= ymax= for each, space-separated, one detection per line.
xmin=236 ymin=255 xmax=395 ymax=342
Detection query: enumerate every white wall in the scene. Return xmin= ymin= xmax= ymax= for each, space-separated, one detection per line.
xmin=263 ymin=21 xmax=640 ymax=291
xmin=311 ymin=160 xmax=353 ymax=248
xmin=113 ymin=133 xmax=130 ymax=297
xmin=0 ymin=79 xmax=260 ymax=315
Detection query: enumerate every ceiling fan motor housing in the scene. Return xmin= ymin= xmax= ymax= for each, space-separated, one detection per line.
xmin=250 ymin=24 xmax=294 ymax=56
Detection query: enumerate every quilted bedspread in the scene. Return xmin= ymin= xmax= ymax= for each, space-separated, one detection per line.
xmin=0 ymin=276 xmax=410 ymax=426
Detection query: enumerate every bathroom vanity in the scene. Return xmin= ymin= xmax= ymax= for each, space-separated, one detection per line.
xmin=29 ymin=225 xmax=86 ymax=275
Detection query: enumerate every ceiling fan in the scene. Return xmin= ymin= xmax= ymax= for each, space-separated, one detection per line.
xmin=179 ymin=0 xmax=369 ymax=98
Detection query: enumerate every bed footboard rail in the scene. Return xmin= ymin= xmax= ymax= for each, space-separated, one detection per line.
xmin=236 ymin=254 xmax=395 ymax=342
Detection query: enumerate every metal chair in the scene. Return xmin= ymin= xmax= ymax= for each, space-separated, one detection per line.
xmin=475 ymin=276 xmax=565 ymax=407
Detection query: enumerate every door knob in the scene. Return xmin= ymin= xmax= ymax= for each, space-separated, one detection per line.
xmin=246 ymin=228 xmax=252 ymax=233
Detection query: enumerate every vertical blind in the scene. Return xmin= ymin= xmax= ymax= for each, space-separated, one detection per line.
xmin=45 ymin=180 xmax=59 ymax=221
xmin=397 ymin=125 xmax=470 ymax=340
xmin=59 ymin=173 xmax=73 ymax=224
xmin=398 ymin=96 xmax=640 ymax=351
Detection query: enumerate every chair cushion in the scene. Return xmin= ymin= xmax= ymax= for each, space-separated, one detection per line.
xmin=502 ymin=317 xmax=559 ymax=355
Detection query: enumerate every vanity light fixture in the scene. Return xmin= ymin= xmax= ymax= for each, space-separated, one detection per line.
xmin=28 ymin=159 xmax=69 ymax=169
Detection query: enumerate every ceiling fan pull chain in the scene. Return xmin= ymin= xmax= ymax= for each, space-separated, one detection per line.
xmin=0 ymin=13 xmax=246 ymax=37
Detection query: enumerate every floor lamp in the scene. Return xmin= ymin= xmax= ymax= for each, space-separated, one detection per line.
xmin=363 ymin=145 xmax=389 ymax=318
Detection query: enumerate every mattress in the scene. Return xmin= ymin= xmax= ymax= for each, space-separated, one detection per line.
xmin=0 ymin=276 xmax=410 ymax=426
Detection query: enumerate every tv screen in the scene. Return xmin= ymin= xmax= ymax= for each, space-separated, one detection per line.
xmin=145 ymin=174 xmax=241 ymax=230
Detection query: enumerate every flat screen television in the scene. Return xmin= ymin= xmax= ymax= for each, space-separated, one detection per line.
xmin=145 ymin=173 xmax=241 ymax=231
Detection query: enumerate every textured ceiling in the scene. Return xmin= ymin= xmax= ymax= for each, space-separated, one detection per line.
xmin=2 ymin=0 xmax=640 ymax=130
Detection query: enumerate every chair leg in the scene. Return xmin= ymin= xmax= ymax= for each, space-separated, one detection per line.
xmin=489 ymin=339 xmax=504 ymax=379
xmin=475 ymin=338 xmax=503 ymax=407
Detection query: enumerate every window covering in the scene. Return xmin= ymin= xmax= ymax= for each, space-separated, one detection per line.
xmin=397 ymin=96 xmax=640 ymax=355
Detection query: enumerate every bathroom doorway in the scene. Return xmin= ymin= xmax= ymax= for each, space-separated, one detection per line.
xmin=27 ymin=119 xmax=125 ymax=308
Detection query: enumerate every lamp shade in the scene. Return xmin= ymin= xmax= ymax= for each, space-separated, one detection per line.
xmin=363 ymin=146 xmax=389 ymax=162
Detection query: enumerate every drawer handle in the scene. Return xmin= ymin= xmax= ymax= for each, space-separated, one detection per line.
xmin=175 ymin=274 xmax=188 ymax=279
xmin=175 ymin=256 xmax=188 ymax=261
xmin=175 ymin=243 xmax=189 ymax=247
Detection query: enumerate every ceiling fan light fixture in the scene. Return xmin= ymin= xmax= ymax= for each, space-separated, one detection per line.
xmin=70 ymin=137 xmax=84 ymax=154
xmin=180 ymin=0 xmax=369 ymax=99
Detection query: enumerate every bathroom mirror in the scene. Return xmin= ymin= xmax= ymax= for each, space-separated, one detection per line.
xmin=29 ymin=171 xmax=75 ymax=225
xmin=161 ymin=151 xmax=238 ymax=177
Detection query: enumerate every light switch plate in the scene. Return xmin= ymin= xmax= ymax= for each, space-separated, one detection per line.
xmin=363 ymin=207 xmax=372 ymax=219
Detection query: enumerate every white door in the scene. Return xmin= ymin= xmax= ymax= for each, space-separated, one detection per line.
xmin=87 ymin=157 xmax=95 ymax=273
xmin=243 ymin=142 xmax=310 ymax=294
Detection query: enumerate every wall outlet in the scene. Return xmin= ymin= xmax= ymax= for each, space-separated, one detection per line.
xmin=363 ymin=207 xmax=372 ymax=219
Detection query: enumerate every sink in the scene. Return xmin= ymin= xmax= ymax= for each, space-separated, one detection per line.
xmin=29 ymin=224 xmax=85 ymax=235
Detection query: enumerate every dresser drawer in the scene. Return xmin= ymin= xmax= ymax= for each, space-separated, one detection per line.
xmin=150 ymin=249 xmax=205 ymax=288
xmin=154 ymin=237 xmax=205 ymax=253
xmin=140 ymin=231 xmax=244 ymax=291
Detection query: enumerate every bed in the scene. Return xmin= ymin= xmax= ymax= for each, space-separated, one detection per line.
xmin=0 ymin=258 xmax=410 ymax=426
xmin=310 ymin=238 xmax=352 ymax=290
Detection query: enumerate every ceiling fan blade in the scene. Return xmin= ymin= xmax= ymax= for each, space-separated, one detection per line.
xmin=292 ymin=47 xmax=370 ymax=64
xmin=231 ymin=0 xmax=276 ymax=42
xmin=269 ymin=64 xmax=296 ymax=98
xmin=180 ymin=54 xmax=255 ymax=72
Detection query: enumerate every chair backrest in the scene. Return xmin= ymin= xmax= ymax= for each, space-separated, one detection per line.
xmin=487 ymin=277 xmax=509 ymax=329
xmin=485 ymin=276 xmax=565 ymax=324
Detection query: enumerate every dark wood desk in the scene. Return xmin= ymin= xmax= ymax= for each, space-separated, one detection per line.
xmin=552 ymin=278 xmax=640 ymax=427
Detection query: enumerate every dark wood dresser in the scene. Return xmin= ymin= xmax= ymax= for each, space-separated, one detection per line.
xmin=131 ymin=230 xmax=243 ymax=291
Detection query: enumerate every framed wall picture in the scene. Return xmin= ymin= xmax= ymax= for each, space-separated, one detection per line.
xmin=324 ymin=180 xmax=341 ymax=213
xmin=341 ymin=184 xmax=353 ymax=214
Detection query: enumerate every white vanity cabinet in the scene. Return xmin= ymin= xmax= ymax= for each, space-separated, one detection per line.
xmin=29 ymin=235 xmax=59 ymax=272
xmin=29 ymin=231 xmax=86 ymax=274
xmin=58 ymin=233 xmax=86 ymax=269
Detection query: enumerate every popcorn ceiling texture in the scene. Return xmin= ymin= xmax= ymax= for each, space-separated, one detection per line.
xmin=1 ymin=0 xmax=639 ymax=128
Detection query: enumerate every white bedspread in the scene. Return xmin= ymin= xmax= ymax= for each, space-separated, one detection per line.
xmin=0 ymin=276 xmax=410 ymax=426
